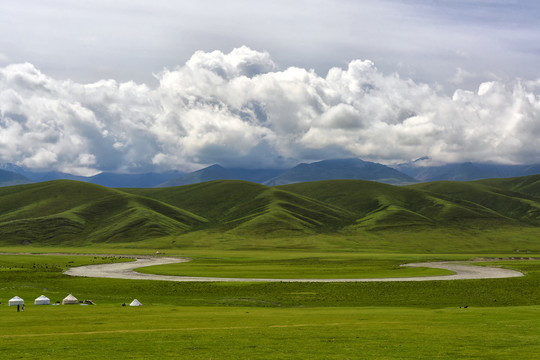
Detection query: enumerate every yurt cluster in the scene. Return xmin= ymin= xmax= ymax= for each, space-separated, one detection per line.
xmin=4 ymin=294 xmax=142 ymax=307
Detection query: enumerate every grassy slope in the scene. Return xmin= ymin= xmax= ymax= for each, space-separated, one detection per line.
xmin=279 ymin=179 xmax=535 ymax=228
xmin=407 ymin=178 xmax=540 ymax=225
xmin=0 ymin=180 xmax=206 ymax=246
xmin=127 ymin=180 xmax=355 ymax=236
xmin=474 ymin=174 xmax=540 ymax=198
xmin=0 ymin=176 xmax=539 ymax=251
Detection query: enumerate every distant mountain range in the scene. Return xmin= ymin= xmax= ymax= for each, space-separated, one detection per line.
xmin=158 ymin=159 xmax=415 ymax=187
xmin=157 ymin=158 xmax=540 ymax=187
xmin=158 ymin=165 xmax=285 ymax=187
xmin=262 ymin=158 xmax=415 ymax=186
xmin=393 ymin=158 xmax=540 ymax=182
xmin=2 ymin=157 xmax=540 ymax=188
xmin=0 ymin=163 xmax=182 ymax=188
xmin=0 ymin=169 xmax=31 ymax=187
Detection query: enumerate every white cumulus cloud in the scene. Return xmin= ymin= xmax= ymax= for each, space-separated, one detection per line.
xmin=0 ymin=47 xmax=539 ymax=174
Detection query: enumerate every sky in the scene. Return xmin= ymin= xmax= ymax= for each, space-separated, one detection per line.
xmin=0 ymin=0 xmax=539 ymax=174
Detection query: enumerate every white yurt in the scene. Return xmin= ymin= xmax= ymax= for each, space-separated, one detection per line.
xmin=34 ymin=295 xmax=50 ymax=305
xmin=8 ymin=296 xmax=24 ymax=306
xmin=62 ymin=294 xmax=78 ymax=305
xmin=129 ymin=299 xmax=142 ymax=306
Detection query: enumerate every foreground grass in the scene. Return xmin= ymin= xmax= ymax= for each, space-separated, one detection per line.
xmin=1 ymin=305 xmax=539 ymax=359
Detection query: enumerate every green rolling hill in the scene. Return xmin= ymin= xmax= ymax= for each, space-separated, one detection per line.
xmin=278 ymin=179 xmax=532 ymax=229
xmin=0 ymin=175 xmax=539 ymax=249
xmin=406 ymin=176 xmax=540 ymax=226
xmin=127 ymin=180 xmax=355 ymax=236
xmin=474 ymin=174 xmax=540 ymax=198
xmin=0 ymin=180 xmax=206 ymax=246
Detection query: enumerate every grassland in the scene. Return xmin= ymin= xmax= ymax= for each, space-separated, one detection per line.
xmin=2 ymin=305 xmax=539 ymax=359
xmin=1 ymin=250 xmax=540 ymax=359
xmin=2 ymin=254 xmax=540 ymax=308
xmin=1 ymin=254 xmax=540 ymax=359
xmin=0 ymin=176 xmax=539 ymax=358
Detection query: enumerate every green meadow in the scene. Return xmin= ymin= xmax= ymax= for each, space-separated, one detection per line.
xmin=2 ymin=305 xmax=540 ymax=359
xmin=1 ymin=253 xmax=540 ymax=359
xmin=0 ymin=175 xmax=539 ymax=358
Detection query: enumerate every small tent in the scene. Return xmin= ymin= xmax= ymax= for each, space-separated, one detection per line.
xmin=129 ymin=299 xmax=142 ymax=306
xmin=34 ymin=295 xmax=50 ymax=305
xmin=62 ymin=294 xmax=78 ymax=305
xmin=8 ymin=296 xmax=24 ymax=306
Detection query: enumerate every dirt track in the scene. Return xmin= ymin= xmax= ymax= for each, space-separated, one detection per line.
xmin=64 ymin=256 xmax=524 ymax=282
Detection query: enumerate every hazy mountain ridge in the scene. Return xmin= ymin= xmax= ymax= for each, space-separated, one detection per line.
xmin=157 ymin=165 xmax=285 ymax=187
xmin=88 ymin=171 xmax=183 ymax=188
xmin=0 ymin=169 xmax=31 ymax=186
xmin=158 ymin=159 xmax=418 ymax=187
xmin=3 ymin=157 xmax=540 ymax=188
xmin=263 ymin=158 xmax=416 ymax=186
xmin=0 ymin=164 xmax=182 ymax=188
xmin=394 ymin=158 xmax=540 ymax=182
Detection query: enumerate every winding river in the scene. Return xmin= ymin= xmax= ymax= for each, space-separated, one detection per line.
xmin=64 ymin=256 xmax=524 ymax=282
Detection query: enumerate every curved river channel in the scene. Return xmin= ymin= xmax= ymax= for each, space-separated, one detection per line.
xmin=64 ymin=256 xmax=524 ymax=282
